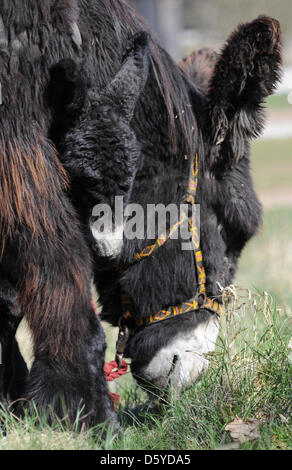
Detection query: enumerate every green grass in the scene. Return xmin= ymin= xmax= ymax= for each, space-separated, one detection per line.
xmin=265 ymin=93 xmax=291 ymax=110
xmin=1 ymin=293 xmax=291 ymax=450
xmin=116 ymin=296 xmax=291 ymax=450
xmin=237 ymin=207 xmax=292 ymax=310
xmin=251 ymin=138 xmax=292 ymax=191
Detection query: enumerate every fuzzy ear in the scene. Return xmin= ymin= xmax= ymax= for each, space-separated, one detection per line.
xmin=98 ymin=30 xmax=150 ymax=122
xmin=205 ymin=16 xmax=282 ymax=171
xmin=47 ymin=58 xmax=86 ymax=117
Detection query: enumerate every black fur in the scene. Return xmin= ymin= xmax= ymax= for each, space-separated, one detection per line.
xmin=48 ymin=12 xmax=282 ymax=391
xmin=59 ymin=30 xmax=150 ymax=224
xmin=129 ymin=16 xmax=281 ymax=387
xmin=0 ymin=0 xmax=282 ymax=413
xmin=0 ymin=280 xmax=24 ymax=403
xmin=0 ymin=0 xmax=194 ymax=424
xmin=0 ymin=0 xmax=119 ymax=428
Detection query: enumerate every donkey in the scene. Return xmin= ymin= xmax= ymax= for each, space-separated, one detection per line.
xmin=0 ymin=0 xmax=282 ymax=424
xmin=0 ymin=0 xmax=119 ymax=427
xmin=49 ymin=7 xmax=282 ymax=396
xmin=0 ymin=0 xmax=196 ymax=425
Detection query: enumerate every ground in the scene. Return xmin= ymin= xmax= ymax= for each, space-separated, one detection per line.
xmin=1 ymin=94 xmax=291 ymax=450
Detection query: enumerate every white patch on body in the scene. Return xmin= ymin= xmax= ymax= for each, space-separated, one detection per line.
xmin=91 ymin=222 xmax=124 ymax=258
xmin=16 ymin=318 xmax=34 ymax=370
xmin=142 ymin=315 xmax=220 ymax=395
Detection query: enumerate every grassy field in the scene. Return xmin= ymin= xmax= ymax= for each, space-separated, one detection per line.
xmin=251 ymin=138 xmax=292 ymax=191
xmin=237 ymin=207 xmax=292 ymax=310
xmin=265 ymin=93 xmax=292 ymax=110
xmin=1 ymin=118 xmax=292 ymax=449
xmin=1 ymin=293 xmax=291 ymax=450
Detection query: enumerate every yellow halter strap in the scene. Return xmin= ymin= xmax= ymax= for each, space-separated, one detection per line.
xmin=120 ymin=152 xmax=222 ymax=327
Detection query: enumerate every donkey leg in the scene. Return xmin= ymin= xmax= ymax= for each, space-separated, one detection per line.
xmin=2 ymin=158 xmax=117 ymax=427
xmin=0 ymin=280 xmax=23 ymax=404
xmin=26 ymin=304 xmax=115 ymax=428
xmin=9 ymin=338 xmax=28 ymax=402
xmin=19 ymin=241 xmax=116 ymax=428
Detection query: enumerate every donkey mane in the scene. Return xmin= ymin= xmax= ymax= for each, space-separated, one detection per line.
xmin=100 ymin=0 xmax=199 ymax=155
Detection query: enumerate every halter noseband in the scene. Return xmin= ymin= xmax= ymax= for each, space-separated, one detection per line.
xmin=116 ymin=152 xmax=223 ymax=367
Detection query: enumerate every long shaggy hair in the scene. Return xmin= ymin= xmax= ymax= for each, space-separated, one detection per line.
xmin=100 ymin=0 xmax=197 ymax=153
xmin=0 ymin=0 xmax=282 ymax=419
xmin=0 ymin=0 xmax=201 ymax=426
xmin=0 ymin=0 xmax=118 ymax=427
xmin=48 ymin=9 xmax=282 ymax=393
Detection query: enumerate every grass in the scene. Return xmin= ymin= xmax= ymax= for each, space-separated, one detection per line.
xmin=251 ymin=138 xmax=292 ymax=191
xmin=116 ymin=292 xmax=291 ymax=450
xmin=251 ymin=93 xmax=292 ymax=193
xmin=236 ymin=207 xmax=292 ymax=310
xmin=265 ymin=93 xmax=291 ymax=110
xmin=1 ymin=291 xmax=291 ymax=450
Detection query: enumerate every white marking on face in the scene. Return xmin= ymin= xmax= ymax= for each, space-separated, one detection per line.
xmin=141 ymin=315 xmax=219 ymax=395
xmin=90 ymin=223 xmax=124 ymax=258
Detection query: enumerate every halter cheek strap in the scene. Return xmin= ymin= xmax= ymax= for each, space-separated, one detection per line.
xmin=116 ymin=152 xmax=223 ymax=367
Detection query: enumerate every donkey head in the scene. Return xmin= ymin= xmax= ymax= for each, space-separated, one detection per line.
xmin=127 ymin=16 xmax=282 ymax=397
xmin=48 ymin=17 xmax=282 ymax=399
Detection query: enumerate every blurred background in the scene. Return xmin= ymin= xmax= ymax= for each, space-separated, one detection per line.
xmin=128 ymin=0 xmax=292 ymax=313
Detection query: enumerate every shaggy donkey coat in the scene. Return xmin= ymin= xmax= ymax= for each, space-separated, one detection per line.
xmin=50 ymin=8 xmax=282 ymax=392
xmin=0 ymin=0 xmax=282 ymax=416
xmin=0 ymin=0 xmax=196 ymax=422
xmin=0 ymin=0 xmax=120 ymax=426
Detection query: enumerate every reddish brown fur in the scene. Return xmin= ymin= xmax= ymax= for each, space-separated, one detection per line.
xmin=0 ymin=136 xmax=90 ymax=361
xmin=180 ymin=48 xmax=219 ymax=93
xmin=0 ymin=138 xmax=69 ymax=251
xmin=19 ymin=260 xmax=89 ymax=362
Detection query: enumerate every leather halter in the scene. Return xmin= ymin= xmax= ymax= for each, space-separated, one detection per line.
xmin=115 ymin=152 xmax=223 ymax=367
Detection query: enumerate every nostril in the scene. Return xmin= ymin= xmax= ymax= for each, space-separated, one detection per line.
xmin=171 ymin=354 xmax=179 ymax=369
xmin=167 ymin=354 xmax=179 ymax=384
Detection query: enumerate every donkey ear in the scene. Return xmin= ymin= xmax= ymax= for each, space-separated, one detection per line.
xmin=205 ymin=16 xmax=282 ymax=171
xmin=99 ymin=30 xmax=150 ymax=122
xmin=47 ymin=59 xmax=86 ymax=117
